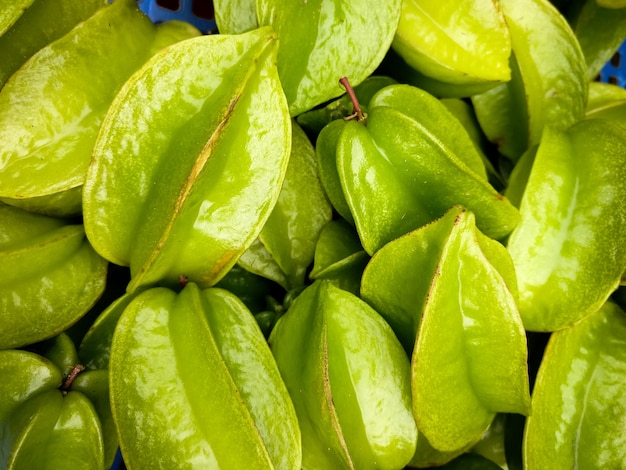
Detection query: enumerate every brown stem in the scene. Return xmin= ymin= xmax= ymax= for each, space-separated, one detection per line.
xmin=60 ymin=364 xmax=85 ymax=391
xmin=179 ymin=274 xmax=189 ymax=288
xmin=339 ymin=77 xmax=366 ymax=122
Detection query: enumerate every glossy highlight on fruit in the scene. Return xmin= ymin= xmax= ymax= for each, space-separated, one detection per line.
xmin=392 ymin=0 xmax=511 ymax=96
xmin=524 ymin=301 xmax=626 ymax=468
xmin=1 ymin=1 xmax=625 ymax=468
xmin=256 ymin=0 xmax=402 ymax=116
xmin=83 ymin=26 xmax=291 ymax=291
xmin=335 ymin=84 xmax=519 ymax=254
xmin=0 ymin=346 xmax=107 ymax=470
xmin=472 ymin=0 xmax=587 ymax=162
xmin=362 ymin=207 xmax=530 ymax=453
xmin=507 ymin=119 xmax=626 ymax=331
xmin=109 ymin=283 xmax=301 ymax=469
xmin=0 ymin=0 xmax=200 ymax=216
xmin=0 ymin=0 xmax=104 ymax=87
xmin=0 ymin=203 xmax=107 ymax=349
xmin=238 ymin=120 xmax=332 ymax=290
xmin=270 ymin=281 xmax=417 ymax=469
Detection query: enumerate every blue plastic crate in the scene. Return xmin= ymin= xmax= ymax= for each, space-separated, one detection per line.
xmin=598 ymin=41 xmax=626 ymax=88
xmin=110 ymin=448 xmax=124 ymax=470
xmin=137 ymin=0 xmax=216 ymax=34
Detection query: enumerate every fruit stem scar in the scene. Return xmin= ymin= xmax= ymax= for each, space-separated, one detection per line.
xmin=339 ymin=77 xmax=366 ymax=123
xmin=60 ymin=364 xmax=85 ymax=391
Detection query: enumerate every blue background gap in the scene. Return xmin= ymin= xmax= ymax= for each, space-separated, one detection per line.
xmin=598 ymin=41 xmax=626 ymax=88
xmin=137 ymin=0 xmax=217 ymax=34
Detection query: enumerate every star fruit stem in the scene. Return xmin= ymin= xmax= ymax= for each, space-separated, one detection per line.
xmin=60 ymin=364 xmax=85 ymax=391
xmin=339 ymin=77 xmax=366 ymax=123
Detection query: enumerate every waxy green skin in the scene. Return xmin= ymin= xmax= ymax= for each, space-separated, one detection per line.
xmin=0 ymin=350 xmax=104 ymax=470
xmin=369 ymin=87 xmax=488 ymax=180
xmin=312 ymin=78 xmax=405 ymax=226
xmin=214 ymin=0 xmax=257 ymax=34
xmin=507 ymin=120 xmax=626 ymax=332
xmin=237 ymin=237 xmax=289 ymax=290
xmin=470 ymin=53 xmax=528 ymax=161
xmin=470 ymin=414 xmax=508 ymax=469
xmin=31 ymin=332 xmax=118 ymax=468
xmin=585 ymin=99 xmax=626 ymax=124
xmin=504 ymin=145 xmax=539 ymax=210
xmin=361 ymin=207 xmax=530 ymax=453
xmin=584 ymin=82 xmax=626 ymax=124
xmin=2 ymin=390 xmax=103 ymax=470
xmin=110 ymin=283 xmax=301 ymax=469
xmin=569 ymin=0 xmax=626 ymax=80
xmin=269 ymin=281 xmax=417 ymax=470
xmin=391 ymin=0 xmax=511 ymax=95
xmin=439 ymin=98 xmax=501 ymax=187
xmin=83 ymin=27 xmax=291 ymax=292
xmin=309 ymin=219 xmax=369 ymax=296
xmin=337 ymin=84 xmax=518 ymax=255
xmin=316 ymin=119 xmax=355 ymax=225
xmin=413 ymin=209 xmax=530 ymax=452
xmin=297 ymin=75 xmax=398 ymax=134
xmin=0 ymin=0 xmax=103 ymax=87
xmin=78 ymin=292 xmax=137 ymax=370
xmin=586 ymin=82 xmax=626 ymax=112
xmin=238 ymin=120 xmax=332 ymax=290
xmin=524 ymin=301 xmax=626 ymax=468
xmin=256 ymin=0 xmax=401 ymax=116
xmin=77 ymin=296 xmax=133 ymax=467
xmin=0 ymin=350 xmax=61 ymax=425
xmin=597 ymin=0 xmax=626 ymax=9
xmin=72 ymin=369 xmax=117 ymax=469
xmin=378 ymin=49 xmax=501 ymax=99
xmin=35 ymin=332 xmax=79 ymax=377
xmin=473 ymin=0 xmax=587 ymax=162
xmin=0 ymin=0 xmax=200 ymax=216
xmin=0 ymin=0 xmax=34 ymax=36
xmin=0 ymin=204 xmax=107 ymax=349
